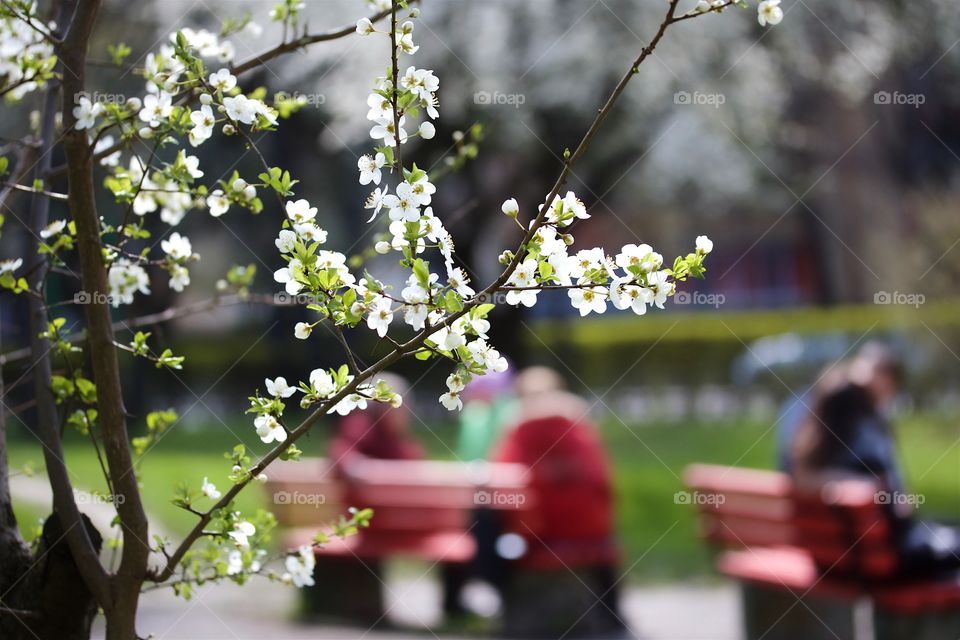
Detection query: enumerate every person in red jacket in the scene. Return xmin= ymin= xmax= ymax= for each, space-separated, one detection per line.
xmin=492 ymin=367 xmax=624 ymax=631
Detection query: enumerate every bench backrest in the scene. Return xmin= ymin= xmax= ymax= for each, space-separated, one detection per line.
xmin=684 ymin=464 xmax=898 ymax=579
xmin=266 ymin=458 xmax=533 ymax=536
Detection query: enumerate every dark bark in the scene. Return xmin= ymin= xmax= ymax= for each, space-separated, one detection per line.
xmin=23 ymin=513 xmax=104 ymax=640
xmin=58 ymin=1 xmax=150 ymax=637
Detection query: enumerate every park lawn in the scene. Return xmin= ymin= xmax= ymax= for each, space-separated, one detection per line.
xmin=7 ymin=412 xmax=959 ymax=581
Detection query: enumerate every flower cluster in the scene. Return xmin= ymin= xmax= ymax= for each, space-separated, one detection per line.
xmin=0 ymin=2 xmax=56 ymax=101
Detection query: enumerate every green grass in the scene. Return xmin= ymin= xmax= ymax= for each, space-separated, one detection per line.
xmin=8 ymin=412 xmax=959 ymax=581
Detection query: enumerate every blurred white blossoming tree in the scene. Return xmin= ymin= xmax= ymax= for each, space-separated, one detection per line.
xmin=0 ymin=0 xmax=777 ymax=637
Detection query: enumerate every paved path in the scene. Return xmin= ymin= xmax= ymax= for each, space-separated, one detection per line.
xmin=93 ymin=575 xmax=741 ymax=640
xmin=14 ymin=478 xmax=741 ymax=639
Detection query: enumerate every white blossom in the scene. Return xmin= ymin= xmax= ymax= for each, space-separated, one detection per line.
xmin=254 ymin=414 xmax=286 ymax=444
xmin=367 ymin=297 xmax=394 ymax=337
xmin=505 ymin=259 xmax=539 ymax=307
xmin=139 ymin=92 xmax=173 ymax=127
xmin=161 ymin=232 xmax=192 ymax=260
xmin=169 ymin=264 xmax=190 ymax=292
xmin=285 ymin=199 xmax=317 ymax=224
xmin=40 ymin=219 xmax=66 ymax=239
xmin=201 ymin=477 xmax=221 ymax=499
xmin=107 ymin=259 xmax=150 ymax=307
xmin=266 ymin=376 xmax=296 ymax=398
xmin=696 ymin=235 xmax=714 ymax=254
xmin=206 ymin=189 xmax=230 ymax=217
xmin=208 ymin=69 xmax=237 ymax=93
xmin=309 ymin=368 xmax=337 ymax=396
xmin=72 ymin=96 xmax=101 ymax=130
xmin=609 ymin=278 xmax=653 ymax=315
xmin=418 ymin=121 xmax=435 ymax=139
xmin=648 ymin=270 xmax=674 ymax=309
xmin=229 ymin=520 xmax=256 ymax=548
xmin=357 ymin=153 xmax=385 ymax=185
xmin=439 ymin=391 xmax=462 ymax=411
xmin=294 ymin=322 xmax=312 ymax=340
xmin=284 ymin=545 xmax=316 ymax=587
xmin=365 ymin=187 xmax=388 ymax=222
xmin=370 ymin=116 xmax=408 ymax=146
xmin=93 ymin=135 xmax=121 ymax=166
xmin=356 ymin=17 xmax=374 ymax=36
xmin=0 ymin=258 xmax=23 ymax=274
xmin=275 ymin=229 xmax=297 ymax=253
xmin=569 ymin=286 xmax=608 ymax=316
xmin=189 ymin=105 xmax=216 ymax=146
xmin=758 ymin=0 xmax=783 ymax=26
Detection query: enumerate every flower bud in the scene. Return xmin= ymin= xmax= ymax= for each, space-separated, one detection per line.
xmin=222 ymin=123 xmax=236 ymax=136
xmin=418 ymin=121 xmax=435 ymax=140
xmin=199 ymin=93 xmax=213 ymax=105
xmin=375 ymin=241 xmax=391 ymax=254
xmin=126 ymin=97 xmax=142 ymax=111
xmin=695 ymin=235 xmax=714 ymax=255
xmin=409 ymin=8 xmax=420 ymax=17
xmin=562 ymin=234 xmax=574 ymax=246
xmin=401 ymin=20 xmax=414 ymax=33
xmin=356 ymin=17 xmax=374 ymax=35
xmin=138 ymin=127 xmax=154 ymax=139
xmin=498 ymin=250 xmax=514 ymax=265
xmin=501 ymin=198 xmax=519 ymax=218
xmin=233 ymin=178 xmax=248 ymax=192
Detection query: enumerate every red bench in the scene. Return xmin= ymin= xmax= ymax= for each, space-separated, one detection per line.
xmin=684 ymin=463 xmax=960 ymax=640
xmin=266 ymin=457 xmax=532 ymax=622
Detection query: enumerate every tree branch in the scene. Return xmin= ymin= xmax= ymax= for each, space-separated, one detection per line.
xmin=25 ymin=0 xmax=112 ymax=607
xmin=230 ymin=3 xmax=403 ymax=75
xmin=153 ymin=0 xmax=705 ymax=587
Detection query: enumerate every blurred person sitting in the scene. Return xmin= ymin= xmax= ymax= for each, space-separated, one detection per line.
xmin=328 ymin=372 xmax=424 ymax=478
xmin=777 ymin=341 xmax=902 ymax=473
xmin=790 ymin=350 xmax=960 ymax=577
xmin=492 ymin=366 xmax=625 ymax=636
xmin=456 ymin=368 xmax=517 ymax=462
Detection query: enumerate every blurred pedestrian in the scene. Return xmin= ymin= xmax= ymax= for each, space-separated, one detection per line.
xmin=790 ymin=349 xmax=960 ymax=577
xmin=492 ymin=367 xmax=625 ymax=635
xmin=777 ymin=341 xmax=902 ymax=473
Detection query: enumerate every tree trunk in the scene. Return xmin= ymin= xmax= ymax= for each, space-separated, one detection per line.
xmin=58 ymin=1 xmax=150 ymax=637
